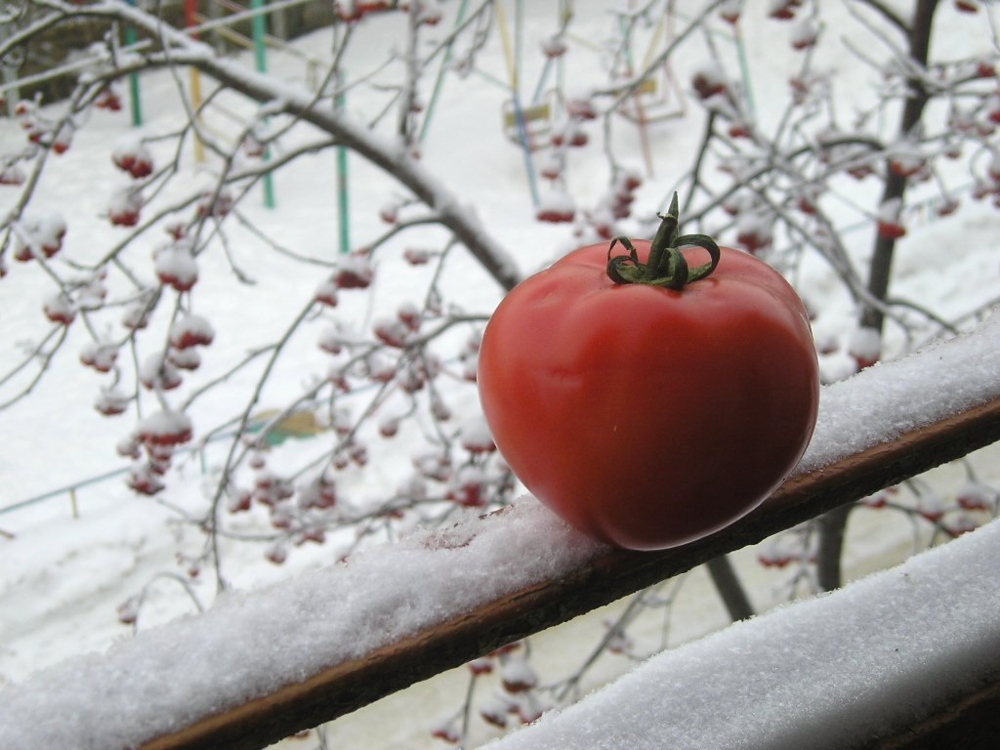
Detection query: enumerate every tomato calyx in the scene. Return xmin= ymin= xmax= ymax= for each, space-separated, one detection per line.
xmin=607 ymin=193 xmax=721 ymax=290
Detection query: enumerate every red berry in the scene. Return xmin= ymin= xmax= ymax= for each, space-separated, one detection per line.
xmin=113 ymin=138 xmax=154 ymax=179
xmin=265 ymin=541 xmax=288 ymax=565
xmin=877 ymin=221 xmax=906 ymax=240
xmin=480 ymin=701 xmax=508 ymax=729
xmin=169 ymin=313 xmax=215 ymax=349
xmin=117 ymin=596 xmax=140 ymax=625
xmin=135 ymin=410 xmax=194 ymax=447
xmin=139 ymin=354 xmax=183 ymax=390
xmin=467 ymin=657 xmax=493 ymax=675
xmin=797 ymin=196 xmax=817 ymax=215
xmin=535 ymin=190 xmax=576 ymax=223
xmin=374 ymin=318 xmax=408 ymax=348
xmin=403 ymin=247 xmax=432 ymax=265
xmin=936 ymin=198 xmax=959 ymax=217
xmin=227 ymin=489 xmax=253 ymax=513
xmin=314 ymin=279 xmax=339 ymax=307
xmin=692 ymin=63 xmax=728 ymax=99
xmin=378 ymin=202 xmax=399 ymax=224
xmin=0 ymin=164 xmax=25 ymax=185
xmin=769 ymin=1 xmax=796 ymax=20
xmin=51 ymin=129 xmax=72 ymax=154
xmin=460 ymin=418 xmax=495 ymax=455
xmin=155 ymin=247 xmax=199 ymax=291
xmin=862 ymin=493 xmax=888 ymax=509
xmin=108 ymin=190 xmax=143 ymax=227
xmin=541 ymin=35 xmax=567 ymax=59
xmin=430 ymin=721 xmax=460 ymax=745
xmin=43 ymin=294 xmax=76 ymax=325
xmin=397 ymin=302 xmax=421 ymax=331
xmin=95 ymin=88 xmax=123 ymax=111
xmin=565 ymin=98 xmax=597 ymax=120
xmin=500 ymin=657 xmax=538 ymax=693
xmin=94 ymin=388 xmax=130 ymax=416
xmin=127 ymin=464 xmax=165 ymax=495
xmin=168 ymin=347 xmax=202 ymax=371
xmin=333 ymin=254 xmax=374 ymax=289
xmin=719 ymin=0 xmax=740 ymax=24
xmin=956 ymin=483 xmax=994 ymax=511
xmin=848 ymin=326 xmax=881 ymax=370
xmin=80 ymin=342 xmax=118 ymax=373
xmin=196 ymin=189 xmax=233 ymax=217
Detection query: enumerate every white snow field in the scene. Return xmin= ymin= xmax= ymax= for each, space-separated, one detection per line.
xmin=1 ymin=1 xmax=998 ymax=748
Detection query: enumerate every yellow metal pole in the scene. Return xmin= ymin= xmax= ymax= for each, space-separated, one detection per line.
xmin=189 ymin=67 xmax=206 ymax=164
xmin=186 ymin=0 xmax=206 ymax=164
xmin=494 ymin=1 xmax=518 ymax=90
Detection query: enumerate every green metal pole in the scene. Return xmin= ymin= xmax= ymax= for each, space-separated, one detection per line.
xmin=419 ymin=0 xmax=470 ymax=143
xmin=251 ymin=0 xmax=276 ymax=208
xmin=126 ymin=0 xmax=142 ymax=126
xmin=558 ymin=0 xmax=568 ymax=96
xmin=733 ymin=23 xmax=757 ymax=120
xmin=337 ymin=144 xmax=349 ymax=255
xmin=336 ymin=75 xmax=350 ymax=255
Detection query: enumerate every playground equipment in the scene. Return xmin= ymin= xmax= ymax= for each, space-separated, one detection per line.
xmin=613 ymin=1 xmax=687 ymax=124
xmin=494 ymin=0 xmax=541 ymax=206
xmin=608 ymin=2 xmax=687 ymax=177
xmin=249 ymin=408 xmax=329 ymax=446
xmin=491 ymin=0 xmax=690 ymax=184
xmin=184 ymin=0 xmax=282 ymax=207
xmin=615 ymin=64 xmax=686 ymax=126
xmin=500 ymin=97 xmax=554 ymax=150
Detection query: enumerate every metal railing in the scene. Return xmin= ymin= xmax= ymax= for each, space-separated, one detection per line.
xmin=5 ymin=317 xmax=999 ymax=749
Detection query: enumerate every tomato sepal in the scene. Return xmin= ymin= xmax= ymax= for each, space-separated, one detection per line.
xmin=607 ymin=194 xmax=720 ymax=290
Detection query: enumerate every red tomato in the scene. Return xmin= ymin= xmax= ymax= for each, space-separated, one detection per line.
xmin=478 ymin=201 xmax=819 ymax=550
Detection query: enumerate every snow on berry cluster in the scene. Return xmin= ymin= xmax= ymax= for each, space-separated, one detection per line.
xmin=432 ymin=641 xmax=550 ymax=745
xmin=232 ymin=279 xmax=509 ymax=567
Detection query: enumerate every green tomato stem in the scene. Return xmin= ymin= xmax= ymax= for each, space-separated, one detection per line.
xmin=607 ymin=192 xmax=720 ymax=291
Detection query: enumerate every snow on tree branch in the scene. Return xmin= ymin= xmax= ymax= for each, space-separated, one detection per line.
xmin=29 ymin=0 xmax=521 ymax=291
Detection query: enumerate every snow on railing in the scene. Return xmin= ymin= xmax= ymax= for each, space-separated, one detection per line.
xmin=487 ymin=514 xmax=1000 ymax=750
xmin=2 ymin=312 xmax=999 ymax=750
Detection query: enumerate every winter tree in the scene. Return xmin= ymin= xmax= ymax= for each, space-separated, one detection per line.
xmin=1 ymin=0 xmax=998 ymax=745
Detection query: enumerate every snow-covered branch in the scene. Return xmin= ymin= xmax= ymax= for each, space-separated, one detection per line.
xmin=49 ymin=0 xmax=522 ymax=291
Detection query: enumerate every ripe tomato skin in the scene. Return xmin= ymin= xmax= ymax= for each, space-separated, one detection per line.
xmin=478 ymin=241 xmax=819 ymax=551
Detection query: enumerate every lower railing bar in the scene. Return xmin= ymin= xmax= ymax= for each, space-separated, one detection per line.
xmin=877 ymin=675 xmax=1000 ymax=749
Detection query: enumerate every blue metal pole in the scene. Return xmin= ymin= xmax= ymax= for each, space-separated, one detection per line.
xmin=336 ymin=74 xmax=350 ymax=255
xmin=126 ymin=0 xmax=143 ymax=126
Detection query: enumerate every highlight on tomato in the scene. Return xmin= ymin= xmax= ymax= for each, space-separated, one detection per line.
xmin=477 ymin=195 xmax=820 ymax=551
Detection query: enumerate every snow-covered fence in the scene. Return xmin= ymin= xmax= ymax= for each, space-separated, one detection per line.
xmin=3 ymin=313 xmax=1000 ymax=750
xmin=486 ymin=509 xmax=1000 ymax=750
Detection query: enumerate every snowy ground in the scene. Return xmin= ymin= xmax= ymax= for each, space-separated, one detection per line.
xmin=1 ymin=1 xmax=998 ymax=748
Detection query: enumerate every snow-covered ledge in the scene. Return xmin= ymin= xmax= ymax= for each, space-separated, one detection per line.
xmin=486 ymin=515 xmax=1000 ymax=750
xmin=1 ymin=312 xmax=999 ymax=750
